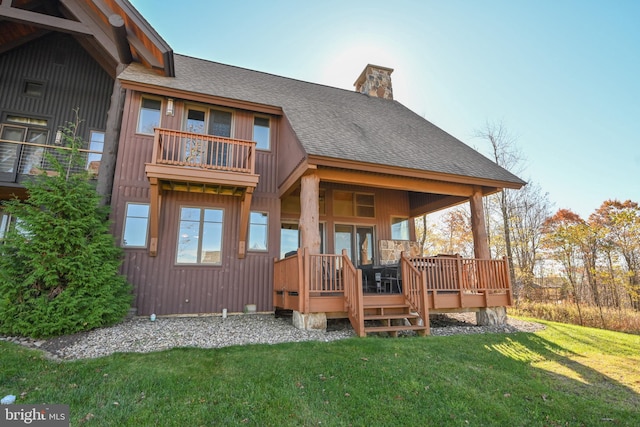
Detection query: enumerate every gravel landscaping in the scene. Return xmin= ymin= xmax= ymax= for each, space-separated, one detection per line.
xmin=1 ymin=312 xmax=545 ymax=361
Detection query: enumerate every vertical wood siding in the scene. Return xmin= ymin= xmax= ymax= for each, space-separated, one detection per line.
xmin=114 ymin=92 xmax=281 ymax=315
xmin=0 ymin=33 xmax=113 ymax=140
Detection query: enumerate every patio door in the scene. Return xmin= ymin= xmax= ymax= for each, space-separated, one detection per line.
xmin=0 ymin=125 xmax=26 ymax=182
xmin=334 ymin=224 xmax=374 ymax=267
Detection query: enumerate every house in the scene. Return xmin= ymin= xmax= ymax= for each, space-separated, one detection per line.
xmin=2 ymin=0 xmax=525 ymax=336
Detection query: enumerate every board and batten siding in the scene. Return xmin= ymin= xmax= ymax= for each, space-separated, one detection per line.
xmin=0 ymin=33 xmax=113 ymax=141
xmin=112 ymin=91 xmax=281 ymax=315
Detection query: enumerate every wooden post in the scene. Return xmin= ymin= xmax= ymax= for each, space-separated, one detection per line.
xmin=238 ymin=187 xmax=254 ymax=259
xmin=299 ymin=173 xmax=321 ymax=255
xmin=97 ymin=64 xmax=126 ymax=206
xmin=148 ymin=177 xmax=160 ymax=256
xmin=469 ymin=186 xmax=490 ymax=259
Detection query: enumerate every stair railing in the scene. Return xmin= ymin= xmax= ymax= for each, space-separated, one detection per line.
xmin=341 ymin=250 xmax=365 ymax=337
xmin=400 ymin=252 xmax=430 ymax=334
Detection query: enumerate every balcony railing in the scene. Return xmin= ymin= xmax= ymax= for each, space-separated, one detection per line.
xmin=151 ymin=128 xmax=255 ymax=174
xmin=0 ymin=139 xmax=101 ymax=182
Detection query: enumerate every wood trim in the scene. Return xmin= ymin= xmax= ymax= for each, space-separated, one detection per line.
xmin=238 ymin=188 xmax=254 ymax=259
xmin=315 ymin=167 xmax=474 ymax=197
xmin=277 ymin=160 xmax=315 ymax=198
xmin=119 ymin=80 xmax=284 ymax=116
xmin=148 ymin=177 xmax=160 ymax=256
xmin=0 ymin=5 xmax=92 ymax=36
xmin=145 ymin=164 xmax=259 ymax=188
xmin=308 ymin=155 xmax=524 ymax=190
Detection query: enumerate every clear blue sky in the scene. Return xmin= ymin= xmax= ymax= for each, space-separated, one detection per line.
xmin=131 ymin=0 xmax=639 ymax=219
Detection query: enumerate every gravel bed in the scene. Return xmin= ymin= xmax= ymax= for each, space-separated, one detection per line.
xmin=1 ymin=313 xmax=544 ymax=361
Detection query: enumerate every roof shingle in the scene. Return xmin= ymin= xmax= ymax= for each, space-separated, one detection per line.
xmin=119 ymin=54 xmax=525 ymax=186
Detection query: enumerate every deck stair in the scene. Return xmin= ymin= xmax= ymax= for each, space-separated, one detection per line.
xmin=362 ymin=301 xmax=429 ymax=337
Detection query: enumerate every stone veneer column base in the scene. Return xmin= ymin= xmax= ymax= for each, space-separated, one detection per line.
xmin=292 ymin=311 xmax=327 ymax=331
xmin=476 ymin=307 xmax=507 ymax=326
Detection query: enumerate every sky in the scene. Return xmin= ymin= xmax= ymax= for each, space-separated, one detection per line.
xmin=130 ymin=0 xmax=640 ymax=219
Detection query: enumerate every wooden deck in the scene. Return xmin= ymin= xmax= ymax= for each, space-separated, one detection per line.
xmin=273 ymin=249 xmax=512 ymax=337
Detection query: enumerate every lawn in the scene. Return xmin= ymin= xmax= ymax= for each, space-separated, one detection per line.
xmin=1 ymin=319 xmax=639 ymax=426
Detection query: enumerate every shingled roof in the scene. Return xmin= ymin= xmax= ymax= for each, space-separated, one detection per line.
xmin=119 ymin=54 xmax=525 ymax=188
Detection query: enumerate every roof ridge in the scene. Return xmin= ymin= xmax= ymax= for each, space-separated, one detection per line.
xmin=173 ymin=53 xmax=394 ymax=100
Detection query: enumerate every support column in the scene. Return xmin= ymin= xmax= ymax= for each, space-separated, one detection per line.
xmin=148 ymin=177 xmax=160 ymax=256
xmin=238 ymin=187 xmax=255 ymax=259
xmin=469 ymin=186 xmax=506 ymax=325
xmin=97 ymin=64 xmax=126 ymax=206
xmin=299 ymin=173 xmax=321 ymax=255
xmin=293 ymin=172 xmax=326 ymax=330
xmin=469 ymin=186 xmax=490 ymax=260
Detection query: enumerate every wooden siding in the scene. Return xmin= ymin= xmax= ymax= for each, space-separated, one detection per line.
xmin=113 ymin=91 xmax=282 ymax=315
xmin=0 ymin=33 xmax=113 ymax=141
xmin=276 ymin=115 xmax=306 ymax=189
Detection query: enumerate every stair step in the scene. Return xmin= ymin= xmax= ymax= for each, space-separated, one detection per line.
xmin=364 ymin=324 xmax=428 ymax=333
xmin=364 ymin=313 xmax=419 ymax=321
xmin=363 ymin=303 xmax=410 ymax=309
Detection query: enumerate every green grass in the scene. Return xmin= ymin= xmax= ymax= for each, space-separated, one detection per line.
xmin=1 ymin=319 xmax=639 ymax=426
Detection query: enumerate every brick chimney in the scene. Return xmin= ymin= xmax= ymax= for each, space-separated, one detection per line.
xmin=354 ymin=64 xmax=394 ymax=100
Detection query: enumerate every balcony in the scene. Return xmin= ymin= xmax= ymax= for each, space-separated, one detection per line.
xmin=145 ymin=128 xmax=259 ymax=194
xmin=144 ymin=128 xmax=260 ymax=258
xmin=0 ymin=139 xmax=100 ymax=184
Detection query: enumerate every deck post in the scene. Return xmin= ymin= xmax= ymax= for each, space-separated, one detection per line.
xmin=470 ymin=186 xmax=507 ymax=325
xmin=299 ymin=173 xmax=321 ymax=255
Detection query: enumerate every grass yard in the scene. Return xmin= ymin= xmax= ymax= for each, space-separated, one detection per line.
xmin=1 ymin=319 xmax=639 ymax=426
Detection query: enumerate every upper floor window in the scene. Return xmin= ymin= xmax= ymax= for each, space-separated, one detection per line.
xmin=0 ymin=115 xmax=49 ymax=177
xmin=176 ymin=207 xmax=223 ymax=265
xmin=184 ymin=107 xmax=232 ymax=137
xmin=333 ymin=191 xmax=375 ymax=218
xmin=391 ymin=217 xmax=410 ymax=240
xmin=137 ymin=97 xmax=161 ymax=135
xmin=248 ymin=211 xmax=268 ymax=251
xmin=253 ymin=116 xmax=270 ymax=150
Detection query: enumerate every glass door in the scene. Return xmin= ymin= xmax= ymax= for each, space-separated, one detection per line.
xmin=334 ymin=224 xmax=375 ymax=267
xmin=0 ymin=125 xmax=26 ymax=182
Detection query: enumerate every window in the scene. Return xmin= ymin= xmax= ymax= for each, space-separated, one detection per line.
xmin=137 ymin=97 xmax=161 ymax=134
xmin=280 ymin=222 xmax=325 ymax=258
xmin=176 ymin=207 xmax=223 ymax=264
xmin=391 ymin=217 xmax=410 ymax=240
xmin=0 ymin=211 xmax=10 ymax=240
xmin=0 ymin=116 xmax=49 ymax=177
xmin=122 ymin=203 xmax=150 ymax=247
xmin=333 ymin=191 xmax=375 ymax=218
xmin=253 ymin=116 xmax=270 ymax=150
xmin=23 ymin=81 xmax=44 ymax=97
xmin=249 ymin=211 xmax=268 ymax=251
xmin=86 ymin=130 xmax=104 ymax=174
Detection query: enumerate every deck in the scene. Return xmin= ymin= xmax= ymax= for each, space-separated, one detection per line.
xmin=273 ymin=249 xmax=512 ymax=336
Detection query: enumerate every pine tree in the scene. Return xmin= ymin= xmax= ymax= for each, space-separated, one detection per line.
xmin=0 ymin=113 xmax=131 ymax=338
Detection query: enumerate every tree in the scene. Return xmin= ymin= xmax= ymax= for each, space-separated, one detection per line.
xmin=590 ymin=200 xmax=640 ymax=310
xmin=542 ymin=209 xmax=586 ymax=325
xmin=474 ymin=121 xmax=524 ymax=288
xmin=0 ymin=114 xmax=132 ymax=338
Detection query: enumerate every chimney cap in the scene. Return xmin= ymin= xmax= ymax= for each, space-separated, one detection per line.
xmin=353 ymin=64 xmax=394 ymax=88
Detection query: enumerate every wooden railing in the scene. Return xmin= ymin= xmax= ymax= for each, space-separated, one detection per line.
xmin=409 ymin=255 xmax=512 ymax=307
xmin=341 ymin=250 xmax=365 ymax=337
xmin=400 ymin=254 xmax=429 ymax=332
xmin=273 ymin=249 xmax=304 ymax=312
xmin=151 ymin=128 xmax=255 ymax=174
xmin=0 ymin=139 xmax=101 ymax=181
